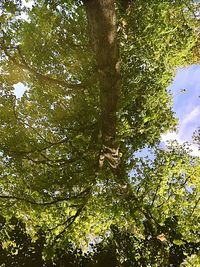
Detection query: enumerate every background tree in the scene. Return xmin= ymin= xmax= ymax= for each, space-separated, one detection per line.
xmin=0 ymin=0 xmax=199 ymax=265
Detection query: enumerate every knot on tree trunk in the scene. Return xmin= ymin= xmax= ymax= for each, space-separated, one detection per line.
xmin=99 ymin=145 xmax=121 ymax=169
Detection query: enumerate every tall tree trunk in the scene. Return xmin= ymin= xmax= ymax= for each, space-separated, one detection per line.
xmin=84 ymin=0 xmax=120 ymax=167
xmin=84 ymin=1 xmax=159 ymax=235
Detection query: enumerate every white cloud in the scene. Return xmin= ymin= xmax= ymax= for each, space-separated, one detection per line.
xmin=189 ymin=144 xmax=200 ymax=157
xmin=17 ymin=0 xmax=34 ymax=21
xmin=182 ymin=106 xmax=200 ymax=126
xmin=161 ymin=132 xmax=180 ymax=143
xmin=161 ymin=131 xmax=200 ymax=157
xmin=21 ymin=0 xmax=34 ymax=9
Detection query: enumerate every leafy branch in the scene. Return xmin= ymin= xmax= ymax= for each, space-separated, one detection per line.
xmin=0 ymin=187 xmax=91 ymax=206
xmin=0 ymin=39 xmax=84 ymax=93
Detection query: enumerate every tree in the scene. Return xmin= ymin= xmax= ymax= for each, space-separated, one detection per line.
xmin=0 ymin=0 xmax=199 ymax=265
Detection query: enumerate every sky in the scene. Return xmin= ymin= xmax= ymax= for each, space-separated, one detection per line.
xmin=161 ymin=65 xmax=200 ymax=156
xmin=14 ymin=64 xmax=200 ymax=156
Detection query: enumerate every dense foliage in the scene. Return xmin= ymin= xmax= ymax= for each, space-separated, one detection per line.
xmin=0 ymin=214 xmax=199 ymax=266
xmin=0 ymin=0 xmax=199 ymax=266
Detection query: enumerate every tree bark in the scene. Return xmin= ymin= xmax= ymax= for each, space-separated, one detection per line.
xmin=84 ymin=1 xmax=160 ymax=236
xmin=84 ymin=0 xmax=120 ymax=156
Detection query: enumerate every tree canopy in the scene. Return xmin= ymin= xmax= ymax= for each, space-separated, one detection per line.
xmin=0 ymin=0 xmax=199 ymax=266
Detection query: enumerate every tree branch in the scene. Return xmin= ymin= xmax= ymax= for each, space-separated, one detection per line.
xmin=52 ymin=203 xmax=86 ymax=241
xmin=17 ymin=46 xmax=84 ymax=89
xmin=1 ymin=40 xmax=84 ymax=92
xmin=0 ymin=187 xmax=91 ymax=206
